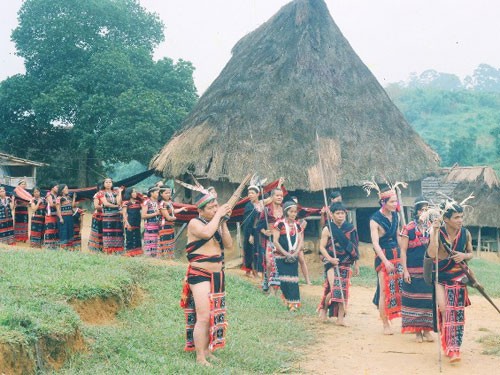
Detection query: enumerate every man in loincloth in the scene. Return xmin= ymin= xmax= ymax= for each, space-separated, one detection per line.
xmin=180 ymin=191 xmax=232 ymax=366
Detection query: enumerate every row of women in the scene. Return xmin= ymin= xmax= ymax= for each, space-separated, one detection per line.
xmin=0 ymin=181 xmax=83 ymax=249
xmin=0 ymin=178 xmax=186 ymax=258
xmin=241 ymin=182 xmax=473 ymax=364
xmin=87 ymin=178 xmax=187 ymax=257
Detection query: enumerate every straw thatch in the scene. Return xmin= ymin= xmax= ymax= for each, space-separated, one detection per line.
xmin=151 ymin=0 xmax=439 ymax=190
xmin=422 ymin=165 xmax=500 ymax=227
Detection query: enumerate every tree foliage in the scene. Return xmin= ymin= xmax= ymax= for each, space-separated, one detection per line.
xmin=387 ymin=68 xmax=500 ymax=172
xmin=0 ymin=0 xmax=197 ymax=186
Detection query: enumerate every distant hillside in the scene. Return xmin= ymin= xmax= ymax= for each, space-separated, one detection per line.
xmin=385 ymin=64 xmax=500 ymax=172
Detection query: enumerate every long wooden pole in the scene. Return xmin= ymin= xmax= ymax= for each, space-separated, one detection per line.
xmin=315 ymin=131 xmax=346 ymax=311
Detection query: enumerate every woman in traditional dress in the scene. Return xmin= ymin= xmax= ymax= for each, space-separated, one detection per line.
xmin=142 ymin=187 xmax=161 ymax=257
xmin=30 ymin=187 xmax=46 ymax=248
xmin=72 ymin=207 xmax=84 ymax=251
xmin=158 ymin=187 xmax=186 ymax=258
xmin=369 ymin=186 xmax=404 ymax=335
xmin=98 ymin=178 xmax=124 ymax=254
xmin=122 ymin=187 xmax=143 ymax=257
xmin=242 ymin=185 xmax=262 ymax=277
xmin=44 ymin=183 xmax=59 ymax=249
xmin=257 ymin=188 xmax=284 ymax=292
xmin=0 ymin=186 xmax=15 ymax=245
xmin=56 ymin=184 xmax=76 ymax=249
xmin=14 ymin=180 xmax=30 ymax=242
xmin=400 ymin=196 xmax=434 ymax=342
xmin=88 ymin=188 xmax=104 ymax=252
xmin=272 ymin=200 xmax=303 ymax=311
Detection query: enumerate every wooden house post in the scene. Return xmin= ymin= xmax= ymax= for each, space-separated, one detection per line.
xmin=477 ymin=226 xmax=482 ymax=257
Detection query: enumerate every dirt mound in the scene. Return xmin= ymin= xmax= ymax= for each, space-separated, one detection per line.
xmin=0 ymin=329 xmax=85 ymax=375
xmin=69 ymin=287 xmax=144 ymax=325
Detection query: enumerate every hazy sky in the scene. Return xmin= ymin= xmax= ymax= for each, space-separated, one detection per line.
xmin=1 ymin=0 xmax=500 ymax=94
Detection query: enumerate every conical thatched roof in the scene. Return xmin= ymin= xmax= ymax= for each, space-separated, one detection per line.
xmin=151 ymin=0 xmax=439 ymax=191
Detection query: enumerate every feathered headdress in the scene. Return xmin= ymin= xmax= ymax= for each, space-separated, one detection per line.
xmin=362 ymin=177 xmax=407 ymax=200
xmin=248 ymin=174 xmax=267 ymax=193
xmin=419 ymin=192 xmax=474 ymax=224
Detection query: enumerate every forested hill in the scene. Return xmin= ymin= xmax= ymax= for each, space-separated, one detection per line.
xmin=385 ymin=64 xmax=500 ymax=173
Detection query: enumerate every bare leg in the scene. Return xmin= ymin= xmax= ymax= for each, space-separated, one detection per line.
xmin=378 ymin=271 xmax=392 ymax=335
xmin=298 ymin=250 xmax=311 ymax=284
xmin=190 ymin=281 xmax=212 ymax=366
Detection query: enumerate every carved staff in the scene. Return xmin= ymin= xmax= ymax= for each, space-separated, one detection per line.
xmin=315 ymin=131 xmax=346 ymax=310
xmin=220 ymin=173 xmax=253 ymax=223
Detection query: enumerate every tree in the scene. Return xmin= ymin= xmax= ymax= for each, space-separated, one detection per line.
xmin=1 ymin=0 xmax=197 ymax=186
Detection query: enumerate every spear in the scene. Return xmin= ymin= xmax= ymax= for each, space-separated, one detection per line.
xmin=315 ymin=131 xmax=346 ymax=311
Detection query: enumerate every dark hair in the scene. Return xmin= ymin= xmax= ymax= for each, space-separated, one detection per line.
xmin=329 ymin=202 xmax=347 ymax=213
xmin=57 ymin=184 xmax=67 ymax=197
xmin=101 ymin=178 xmax=113 ymax=191
xmin=33 ymin=186 xmax=41 ymax=194
xmin=123 ymin=187 xmax=136 ymax=201
xmin=329 ymin=190 xmax=341 ymax=200
xmin=378 ymin=187 xmax=393 ymax=206
xmin=440 ymin=200 xmax=463 ymax=219
xmin=147 ymin=186 xmax=160 ymax=198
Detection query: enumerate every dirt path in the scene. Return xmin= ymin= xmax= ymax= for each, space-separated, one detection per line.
xmin=297 ymin=284 xmax=500 ymax=374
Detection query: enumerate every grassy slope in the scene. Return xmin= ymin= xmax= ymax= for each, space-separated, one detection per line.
xmin=0 ymin=247 xmax=314 ymax=374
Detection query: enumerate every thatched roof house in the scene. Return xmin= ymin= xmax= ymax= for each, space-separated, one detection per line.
xmin=151 ymin=0 xmax=438 ymax=191
xmin=422 ymin=165 xmax=500 ymax=228
xmin=0 ymin=152 xmax=48 ymax=188
xmin=422 ymin=165 xmax=500 ymax=253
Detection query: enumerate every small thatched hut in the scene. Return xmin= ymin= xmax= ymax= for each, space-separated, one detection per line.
xmin=151 ymin=0 xmax=439 ymax=240
xmin=422 ymin=165 xmax=500 ymax=254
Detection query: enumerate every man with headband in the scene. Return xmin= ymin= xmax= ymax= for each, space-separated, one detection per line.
xmin=180 ymin=190 xmax=232 ymax=366
xmin=427 ymin=199 xmax=473 ymax=363
xmin=370 ymin=187 xmax=404 ymax=335
xmin=317 ymin=202 xmax=359 ymax=324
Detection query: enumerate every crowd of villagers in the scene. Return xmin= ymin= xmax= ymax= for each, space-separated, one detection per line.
xmin=0 ymin=174 xmax=475 ymax=365
xmin=0 ymin=178 xmax=186 ymax=257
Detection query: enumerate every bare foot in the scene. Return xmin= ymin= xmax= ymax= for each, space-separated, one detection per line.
xmin=416 ymin=332 xmax=423 ymax=343
xmin=383 ymin=325 xmax=393 ymax=335
xmin=336 ymin=320 xmax=350 ymax=327
xmin=318 ymin=308 xmax=327 ymax=322
xmin=196 ymin=359 xmax=212 ymax=367
xmin=206 ymin=353 xmax=221 ymax=362
xmin=423 ymin=331 xmax=434 ymax=342
xmin=449 ymin=353 xmax=461 ymax=363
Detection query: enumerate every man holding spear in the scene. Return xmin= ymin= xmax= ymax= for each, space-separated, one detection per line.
xmin=427 ymin=199 xmax=473 ymax=364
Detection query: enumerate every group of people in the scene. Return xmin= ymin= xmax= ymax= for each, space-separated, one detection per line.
xmin=0 ymin=178 xmax=187 ymax=258
xmin=181 ymin=179 xmax=474 ymax=366
xmin=0 ymin=181 xmax=82 ymax=249
xmin=0 ymin=175 xmax=475 ymax=367
xmin=367 ymin=185 xmax=472 ymax=364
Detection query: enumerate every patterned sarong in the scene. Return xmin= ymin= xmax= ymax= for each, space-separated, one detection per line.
xmin=30 ymin=201 xmax=46 ymax=248
xmin=373 ymin=253 xmax=403 ymax=321
xmin=158 ymin=223 xmax=175 ymax=259
xmin=44 ymin=215 xmax=59 ymax=249
xmin=325 ymin=265 xmax=352 ymax=318
xmin=102 ymin=207 xmax=124 ymax=254
xmin=88 ymin=211 xmax=103 ymax=252
xmin=181 ymin=267 xmax=227 ymax=352
xmin=14 ymin=202 xmax=29 ymax=242
xmin=439 ymin=282 xmax=469 ymax=357
xmin=0 ymin=199 xmax=15 ymax=245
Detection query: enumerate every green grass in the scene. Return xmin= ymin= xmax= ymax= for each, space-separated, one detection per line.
xmin=479 ymin=333 xmax=500 ymax=356
xmin=468 ymin=258 xmax=500 ymax=298
xmin=0 ymin=246 xmax=314 ymax=374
